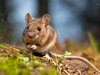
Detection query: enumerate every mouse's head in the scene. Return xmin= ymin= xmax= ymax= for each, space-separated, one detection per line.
xmin=23 ymin=13 xmax=51 ymax=43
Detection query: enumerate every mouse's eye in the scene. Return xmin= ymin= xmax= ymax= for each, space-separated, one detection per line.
xmin=37 ymin=27 xmax=41 ymax=31
xmin=27 ymin=25 xmax=30 ymax=29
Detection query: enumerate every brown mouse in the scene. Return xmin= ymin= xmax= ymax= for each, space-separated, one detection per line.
xmin=22 ymin=13 xmax=57 ymax=59
xmin=22 ymin=13 xmax=100 ymax=73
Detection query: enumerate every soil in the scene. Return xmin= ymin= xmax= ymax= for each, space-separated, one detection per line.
xmin=0 ymin=44 xmax=100 ymax=75
xmin=62 ymin=59 xmax=89 ymax=74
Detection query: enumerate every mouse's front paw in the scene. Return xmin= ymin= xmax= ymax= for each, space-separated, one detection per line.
xmin=43 ymin=54 xmax=52 ymax=60
xmin=27 ymin=44 xmax=37 ymax=50
xmin=30 ymin=45 xmax=37 ymax=50
xmin=27 ymin=44 xmax=31 ymax=49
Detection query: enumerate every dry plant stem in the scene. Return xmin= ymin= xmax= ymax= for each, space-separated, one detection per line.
xmin=49 ymin=58 xmax=65 ymax=75
xmin=50 ymin=57 xmax=70 ymax=75
xmin=49 ymin=58 xmax=57 ymax=66
xmin=63 ymin=70 xmax=70 ymax=75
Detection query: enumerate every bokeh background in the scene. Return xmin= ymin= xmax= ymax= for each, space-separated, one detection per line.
xmin=1 ymin=0 xmax=100 ymax=73
xmin=0 ymin=0 xmax=100 ymax=47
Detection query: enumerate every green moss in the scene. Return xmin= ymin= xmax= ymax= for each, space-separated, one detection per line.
xmin=0 ymin=48 xmax=57 ymax=75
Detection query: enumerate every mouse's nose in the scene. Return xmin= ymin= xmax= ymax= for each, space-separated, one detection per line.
xmin=28 ymin=32 xmax=34 ymax=38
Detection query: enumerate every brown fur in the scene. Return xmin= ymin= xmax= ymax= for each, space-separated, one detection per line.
xmin=22 ymin=13 xmax=57 ymax=54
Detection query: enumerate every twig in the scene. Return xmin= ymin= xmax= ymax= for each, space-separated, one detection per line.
xmin=63 ymin=69 xmax=70 ymax=75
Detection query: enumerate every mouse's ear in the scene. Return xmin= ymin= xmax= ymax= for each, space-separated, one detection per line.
xmin=25 ymin=13 xmax=33 ymax=25
xmin=41 ymin=14 xmax=51 ymax=26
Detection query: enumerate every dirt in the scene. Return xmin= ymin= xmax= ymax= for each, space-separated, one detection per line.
xmin=62 ymin=59 xmax=89 ymax=74
xmin=0 ymin=44 xmax=100 ymax=75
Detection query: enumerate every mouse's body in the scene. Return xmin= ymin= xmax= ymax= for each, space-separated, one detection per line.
xmin=22 ymin=13 xmax=57 ymax=58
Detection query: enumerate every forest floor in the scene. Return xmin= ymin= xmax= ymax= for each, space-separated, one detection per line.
xmin=0 ymin=41 xmax=100 ymax=75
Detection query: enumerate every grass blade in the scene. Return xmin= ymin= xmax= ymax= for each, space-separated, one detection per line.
xmin=88 ymin=32 xmax=100 ymax=53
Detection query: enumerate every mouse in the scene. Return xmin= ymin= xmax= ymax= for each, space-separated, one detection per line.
xmin=22 ymin=13 xmax=57 ymax=59
xmin=22 ymin=13 xmax=100 ymax=73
